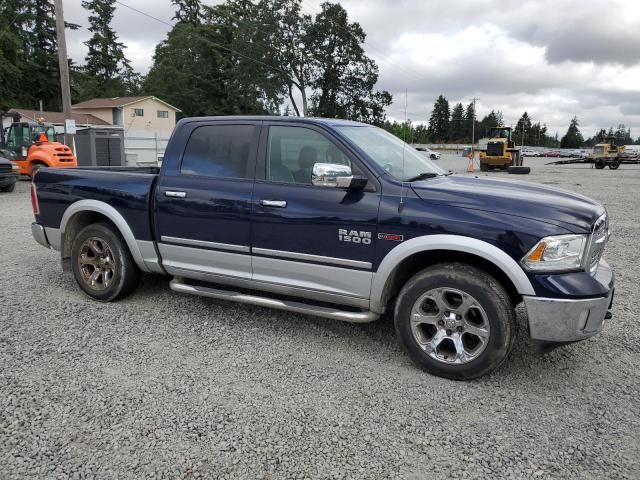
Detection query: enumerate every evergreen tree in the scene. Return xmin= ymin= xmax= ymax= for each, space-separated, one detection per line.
xmin=560 ymin=116 xmax=584 ymax=148
xmin=428 ymin=95 xmax=449 ymax=142
xmin=81 ymin=0 xmax=133 ymax=99
xmin=514 ymin=111 xmax=532 ymax=146
xmin=172 ymin=0 xmax=202 ymax=25
xmin=464 ymin=102 xmax=477 ymax=143
xmin=449 ymin=103 xmax=465 ymax=142
xmin=0 ymin=0 xmax=27 ymax=110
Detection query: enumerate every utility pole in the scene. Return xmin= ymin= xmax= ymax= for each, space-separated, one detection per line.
xmin=470 ymin=97 xmax=479 ymax=156
xmin=54 ymin=0 xmax=74 ymax=152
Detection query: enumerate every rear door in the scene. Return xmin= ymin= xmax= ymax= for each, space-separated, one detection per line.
xmin=250 ymin=122 xmax=380 ymax=305
xmin=154 ymin=121 xmax=260 ymax=280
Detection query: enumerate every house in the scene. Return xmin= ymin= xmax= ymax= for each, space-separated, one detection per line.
xmin=72 ymin=96 xmax=179 ymax=135
xmin=72 ymin=96 xmax=181 ymax=165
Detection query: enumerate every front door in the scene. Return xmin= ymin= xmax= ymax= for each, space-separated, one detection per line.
xmin=251 ymin=123 xmax=380 ymax=305
xmin=155 ymin=121 xmax=260 ymax=280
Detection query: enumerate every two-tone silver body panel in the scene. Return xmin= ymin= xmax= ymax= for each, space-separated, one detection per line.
xmin=39 ymin=200 xmax=613 ymax=339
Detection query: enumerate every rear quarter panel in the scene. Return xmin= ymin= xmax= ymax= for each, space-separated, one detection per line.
xmin=34 ymin=168 xmax=157 ymax=241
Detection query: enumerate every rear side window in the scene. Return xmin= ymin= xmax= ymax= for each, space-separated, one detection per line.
xmin=181 ymin=125 xmax=255 ymax=179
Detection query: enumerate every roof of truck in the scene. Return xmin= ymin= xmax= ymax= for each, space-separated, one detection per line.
xmin=179 ymin=116 xmax=368 ymax=127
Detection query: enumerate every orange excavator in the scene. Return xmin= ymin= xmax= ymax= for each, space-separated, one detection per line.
xmin=1 ymin=112 xmax=77 ymax=177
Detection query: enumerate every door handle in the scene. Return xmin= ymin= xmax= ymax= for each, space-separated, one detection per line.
xmin=165 ymin=191 xmax=186 ymax=198
xmin=260 ymin=200 xmax=287 ymax=208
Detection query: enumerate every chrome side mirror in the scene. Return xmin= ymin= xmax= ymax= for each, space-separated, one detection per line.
xmin=312 ymin=163 xmax=353 ymax=188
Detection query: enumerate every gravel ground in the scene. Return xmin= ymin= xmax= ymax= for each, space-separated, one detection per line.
xmin=1 ymin=159 xmax=639 ymax=479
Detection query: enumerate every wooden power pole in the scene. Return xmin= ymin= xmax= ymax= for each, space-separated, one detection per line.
xmin=54 ymin=0 xmax=75 ymax=152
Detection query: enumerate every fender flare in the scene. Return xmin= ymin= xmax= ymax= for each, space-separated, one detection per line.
xmin=369 ymin=234 xmax=536 ymax=313
xmin=60 ymin=199 xmax=150 ymax=272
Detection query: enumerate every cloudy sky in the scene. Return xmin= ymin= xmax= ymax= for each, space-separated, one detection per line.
xmin=64 ymin=0 xmax=640 ymax=138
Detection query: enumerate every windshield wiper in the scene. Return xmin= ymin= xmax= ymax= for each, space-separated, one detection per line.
xmin=406 ymin=172 xmax=441 ymax=182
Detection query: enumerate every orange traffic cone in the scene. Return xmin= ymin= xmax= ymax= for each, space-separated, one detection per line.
xmin=467 ymin=152 xmax=474 ymax=173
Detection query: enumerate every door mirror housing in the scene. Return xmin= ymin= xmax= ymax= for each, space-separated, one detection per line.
xmin=312 ymin=163 xmax=366 ymax=189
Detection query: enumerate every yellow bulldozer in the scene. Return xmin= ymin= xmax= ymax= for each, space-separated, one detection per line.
xmin=479 ymin=126 xmax=524 ymax=172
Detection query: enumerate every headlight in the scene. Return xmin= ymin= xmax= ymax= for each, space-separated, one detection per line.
xmin=521 ymin=234 xmax=588 ymax=272
xmin=10 ymin=162 xmax=19 ymax=172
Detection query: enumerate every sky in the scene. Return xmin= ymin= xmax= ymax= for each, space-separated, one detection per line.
xmin=63 ymin=0 xmax=640 ymax=138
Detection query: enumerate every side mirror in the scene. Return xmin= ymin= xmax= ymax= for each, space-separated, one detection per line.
xmin=312 ymin=163 xmax=362 ymax=189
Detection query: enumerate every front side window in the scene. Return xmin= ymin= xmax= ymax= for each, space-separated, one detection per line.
xmin=266 ymin=126 xmax=351 ymax=184
xmin=134 ymin=109 xmax=144 ymax=117
xmin=336 ymin=126 xmax=444 ymax=181
xmin=5 ymin=125 xmax=30 ymax=150
xmin=181 ymin=124 xmax=255 ymax=179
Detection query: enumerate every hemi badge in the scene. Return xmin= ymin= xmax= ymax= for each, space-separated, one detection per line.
xmin=378 ymin=233 xmax=404 ymax=242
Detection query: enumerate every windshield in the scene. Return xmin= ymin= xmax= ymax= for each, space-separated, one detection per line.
xmin=336 ymin=126 xmax=445 ymax=181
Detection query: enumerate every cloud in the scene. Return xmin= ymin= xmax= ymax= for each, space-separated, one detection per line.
xmin=62 ymin=0 xmax=640 ymax=137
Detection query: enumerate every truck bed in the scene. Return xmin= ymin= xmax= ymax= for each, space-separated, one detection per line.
xmin=34 ymin=166 xmax=159 ymax=242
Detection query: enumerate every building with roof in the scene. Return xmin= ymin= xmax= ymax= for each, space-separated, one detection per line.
xmin=72 ymin=96 xmax=181 ymax=165
xmin=72 ymin=96 xmax=180 ymax=136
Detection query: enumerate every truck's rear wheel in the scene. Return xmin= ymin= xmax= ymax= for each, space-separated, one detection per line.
xmin=394 ymin=263 xmax=516 ymax=380
xmin=609 ymin=160 xmax=620 ymax=170
xmin=71 ymin=222 xmax=141 ymax=302
xmin=594 ymin=159 xmax=605 ymax=169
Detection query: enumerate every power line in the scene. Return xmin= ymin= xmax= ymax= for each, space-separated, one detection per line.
xmin=114 ymin=0 xmax=290 ymax=76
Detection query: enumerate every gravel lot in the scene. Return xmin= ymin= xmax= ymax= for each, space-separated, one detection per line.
xmin=1 ymin=159 xmax=639 ymax=479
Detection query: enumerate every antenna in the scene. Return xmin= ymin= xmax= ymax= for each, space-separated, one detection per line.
xmin=399 ymin=88 xmax=408 ymax=212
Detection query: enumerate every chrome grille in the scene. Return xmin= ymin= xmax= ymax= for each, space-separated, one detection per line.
xmin=588 ymin=213 xmax=608 ymax=273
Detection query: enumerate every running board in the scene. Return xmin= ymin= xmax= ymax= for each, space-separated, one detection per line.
xmin=169 ymin=278 xmax=379 ymax=324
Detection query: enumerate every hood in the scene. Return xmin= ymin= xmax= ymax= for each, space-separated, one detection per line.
xmin=410 ymin=175 xmax=604 ymax=232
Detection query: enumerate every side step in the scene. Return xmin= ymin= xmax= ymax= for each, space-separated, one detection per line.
xmin=169 ymin=278 xmax=379 ymax=324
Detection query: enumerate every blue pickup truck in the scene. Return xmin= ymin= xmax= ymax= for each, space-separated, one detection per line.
xmin=30 ymin=116 xmax=614 ymax=379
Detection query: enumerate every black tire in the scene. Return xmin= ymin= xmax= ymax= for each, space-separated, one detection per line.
xmin=507 ymin=166 xmax=531 ymax=174
xmin=1 ymin=183 xmax=16 ymax=192
xmin=71 ymin=222 xmax=141 ymax=302
xmin=609 ymin=160 xmax=620 ymax=170
xmin=594 ymin=159 xmax=605 ymax=169
xmin=479 ymin=162 xmax=488 ymax=172
xmin=394 ymin=263 xmax=516 ymax=380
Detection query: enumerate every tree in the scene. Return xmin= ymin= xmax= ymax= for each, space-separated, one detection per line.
xmin=560 ymin=116 xmax=584 ymax=148
xmin=428 ymin=95 xmax=449 ymax=142
xmin=305 ymin=3 xmax=391 ymax=124
xmin=449 ymin=103 xmax=465 ymax=142
xmin=514 ymin=111 xmax=532 ymax=146
xmin=0 ymin=0 xmax=26 ymax=110
xmin=81 ymin=0 xmax=134 ymax=99
xmin=464 ymin=102 xmax=478 ymax=144
xmin=478 ymin=110 xmax=501 ymax=139
xmin=172 ymin=0 xmax=202 ymax=25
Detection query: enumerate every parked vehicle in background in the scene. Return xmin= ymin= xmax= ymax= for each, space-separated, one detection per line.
xmin=30 ymin=116 xmax=614 ymax=380
xmin=415 ymin=146 xmax=441 ymax=160
xmin=0 ymin=155 xmax=19 ymax=192
xmin=478 ymin=126 xmax=524 ymax=172
xmin=522 ymin=149 xmax=540 ymax=157
xmin=0 ymin=111 xmax=77 ymax=177
xmin=544 ymin=151 xmax=560 ymax=157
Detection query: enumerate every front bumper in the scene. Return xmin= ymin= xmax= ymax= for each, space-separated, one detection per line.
xmin=524 ymin=258 xmax=614 ymax=342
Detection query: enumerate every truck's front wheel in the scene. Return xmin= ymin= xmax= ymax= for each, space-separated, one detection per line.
xmin=394 ymin=263 xmax=516 ymax=380
xmin=71 ymin=222 xmax=141 ymax=302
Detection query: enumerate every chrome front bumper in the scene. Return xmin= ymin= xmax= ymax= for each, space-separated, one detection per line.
xmin=524 ymin=259 xmax=614 ymax=342
xmin=31 ymin=223 xmax=50 ymax=249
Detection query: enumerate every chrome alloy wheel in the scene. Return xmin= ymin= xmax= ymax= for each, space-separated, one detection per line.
xmin=77 ymin=237 xmax=115 ymax=291
xmin=410 ymin=287 xmax=490 ymax=364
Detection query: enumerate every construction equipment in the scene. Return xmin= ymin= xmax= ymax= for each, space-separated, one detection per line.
xmin=546 ymin=136 xmax=639 ymax=169
xmin=0 ymin=111 xmax=77 ymax=177
xmin=478 ymin=126 xmax=524 ymax=172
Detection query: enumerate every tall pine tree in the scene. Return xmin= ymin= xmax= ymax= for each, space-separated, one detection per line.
xmin=449 ymin=102 xmax=465 ymax=142
xmin=560 ymin=116 xmax=584 ymax=148
xmin=81 ymin=0 xmax=134 ymax=99
xmin=428 ymin=95 xmax=450 ymax=142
